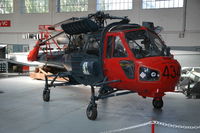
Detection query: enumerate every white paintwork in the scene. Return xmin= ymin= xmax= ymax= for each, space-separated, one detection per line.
xmin=6 ymin=52 xmax=43 ymax=66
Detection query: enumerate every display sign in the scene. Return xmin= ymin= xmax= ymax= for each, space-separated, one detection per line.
xmin=0 ymin=20 xmax=11 ymax=27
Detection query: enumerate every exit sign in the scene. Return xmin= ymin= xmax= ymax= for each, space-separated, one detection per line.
xmin=0 ymin=20 xmax=11 ymax=27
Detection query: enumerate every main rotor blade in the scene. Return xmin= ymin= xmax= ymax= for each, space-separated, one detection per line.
xmin=48 ymin=17 xmax=79 ymax=29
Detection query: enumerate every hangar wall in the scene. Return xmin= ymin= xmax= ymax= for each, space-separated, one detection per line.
xmin=0 ymin=0 xmax=200 ymax=49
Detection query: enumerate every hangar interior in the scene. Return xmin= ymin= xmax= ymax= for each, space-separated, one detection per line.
xmin=0 ymin=0 xmax=200 ymax=133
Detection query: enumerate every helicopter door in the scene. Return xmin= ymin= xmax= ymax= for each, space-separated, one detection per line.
xmin=103 ymin=34 xmax=135 ymax=87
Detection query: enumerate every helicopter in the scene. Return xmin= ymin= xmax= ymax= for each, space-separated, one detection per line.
xmin=28 ymin=11 xmax=181 ymax=120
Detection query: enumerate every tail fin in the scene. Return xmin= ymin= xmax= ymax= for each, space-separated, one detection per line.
xmin=27 ymin=40 xmax=41 ymax=61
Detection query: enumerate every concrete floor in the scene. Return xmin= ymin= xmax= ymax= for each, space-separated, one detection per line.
xmin=0 ymin=76 xmax=200 ymax=133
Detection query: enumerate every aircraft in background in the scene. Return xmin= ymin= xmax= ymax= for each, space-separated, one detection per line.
xmin=0 ymin=44 xmax=43 ymax=73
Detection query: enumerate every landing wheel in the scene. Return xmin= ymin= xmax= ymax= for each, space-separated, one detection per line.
xmin=86 ymin=103 xmax=97 ymax=120
xmin=152 ymin=98 xmax=163 ymax=109
xmin=43 ymin=89 xmax=50 ymax=102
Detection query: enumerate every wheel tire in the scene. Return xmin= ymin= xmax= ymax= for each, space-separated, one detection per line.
xmin=152 ymin=98 xmax=163 ymax=109
xmin=43 ymin=89 xmax=50 ymax=102
xmin=86 ymin=104 xmax=97 ymax=120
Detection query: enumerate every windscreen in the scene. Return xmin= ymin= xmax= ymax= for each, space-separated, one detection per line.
xmin=125 ymin=29 xmax=169 ymax=58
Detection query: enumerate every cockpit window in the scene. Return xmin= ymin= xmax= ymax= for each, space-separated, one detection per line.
xmin=106 ymin=36 xmax=128 ymax=58
xmin=86 ymin=37 xmax=99 ymax=56
xmin=113 ymin=36 xmax=127 ymax=57
xmin=125 ymin=30 xmax=168 ymax=58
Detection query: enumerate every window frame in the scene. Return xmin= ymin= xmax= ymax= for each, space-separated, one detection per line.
xmin=142 ymin=0 xmax=184 ymax=10
xmin=106 ymin=35 xmax=128 ymax=58
xmin=21 ymin=0 xmax=49 ymax=14
xmin=0 ymin=0 xmax=13 ymax=14
xmin=57 ymin=0 xmax=88 ymax=13
xmin=7 ymin=44 xmax=29 ymax=53
xmin=96 ymin=0 xmax=133 ymax=11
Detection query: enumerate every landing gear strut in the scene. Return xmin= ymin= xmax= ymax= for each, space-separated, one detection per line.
xmin=86 ymin=84 xmax=134 ymax=120
xmin=42 ymin=73 xmax=78 ymax=102
xmin=152 ymin=98 xmax=163 ymax=109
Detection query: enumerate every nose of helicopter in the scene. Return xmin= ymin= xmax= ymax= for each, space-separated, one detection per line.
xmin=159 ymin=58 xmax=181 ymax=90
xmin=138 ymin=56 xmax=181 ymax=92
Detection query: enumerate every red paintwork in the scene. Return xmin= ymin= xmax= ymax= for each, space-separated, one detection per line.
xmin=103 ymin=28 xmax=181 ymax=98
xmin=27 ymin=40 xmax=40 ymax=61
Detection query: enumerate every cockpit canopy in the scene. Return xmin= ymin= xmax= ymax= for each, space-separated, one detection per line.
xmin=125 ymin=29 xmax=170 ymax=59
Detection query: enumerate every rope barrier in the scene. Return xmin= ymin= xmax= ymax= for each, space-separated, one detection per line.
xmin=101 ymin=121 xmax=151 ymax=133
xmin=101 ymin=120 xmax=200 ymax=133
